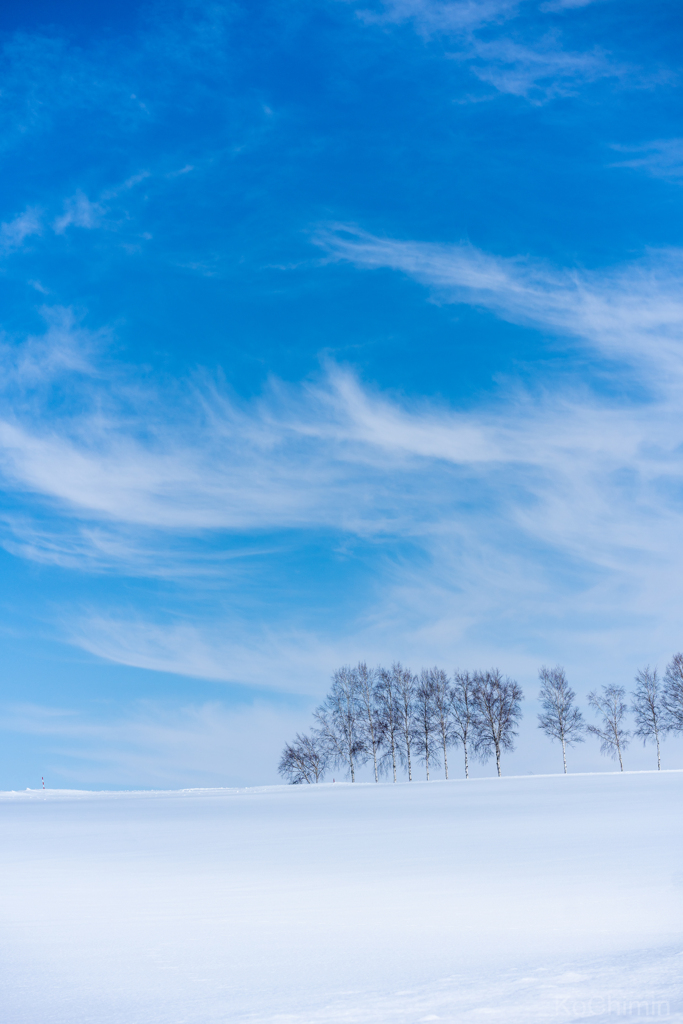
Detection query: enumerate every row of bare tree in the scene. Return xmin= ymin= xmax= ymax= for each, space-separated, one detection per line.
xmin=278 ymin=655 xmax=683 ymax=783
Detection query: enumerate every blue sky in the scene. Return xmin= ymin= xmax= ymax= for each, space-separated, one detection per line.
xmin=1 ymin=0 xmax=682 ymax=787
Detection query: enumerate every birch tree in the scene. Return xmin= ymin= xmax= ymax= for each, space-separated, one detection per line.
xmin=375 ymin=665 xmax=400 ymax=782
xmin=537 ymin=665 xmax=584 ymax=773
xmin=663 ymin=653 xmax=683 ymax=734
xmin=431 ymin=668 xmax=454 ymax=780
xmin=471 ymin=669 xmax=523 ymax=777
xmin=632 ymin=666 xmax=665 ymax=770
xmin=451 ymin=670 xmax=475 ymax=778
xmin=314 ymin=666 xmax=366 ymax=782
xmin=415 ymin=669 xmax=440 ymax=781
xmin=355 ymin=662 xmax=385 ymax=782
xmin=587 ymin=684 xmax=630 ymax=771
xmin=394 ymin=663 xmax=417 ymax=782
xmin=278 ymin=733 xmax=328 ymax=783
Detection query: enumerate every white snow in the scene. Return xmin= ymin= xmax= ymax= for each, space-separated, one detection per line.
xmin=1 ymin=771 xmax=682 ymax=1023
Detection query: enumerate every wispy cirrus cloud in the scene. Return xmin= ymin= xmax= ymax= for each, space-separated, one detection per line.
xmin=540 ymin=0 xmax=606 ymax=11
xmin=1 ymin=207 xmax=42 ymax=253
xmin=460 ymin=34 xmax=623 ymax=100
xmin=611 ymin=138 xmax=683 ymax=182
xmin=356 ymin=0 xmax=520 ymax=34
xmin=0 ymin=174 xmax=149 ymax=264
xmin=3 ymin=231 xmax=683 ymax=686
xmin=352 ymin=0 xmax=632 ymax=101
xmin=4 ymin=238 xmax=683 ymax=548
xmin=68 ymin=614 xmax=346 ymax=695
xmin=316 ymin=224 xmax=683 ymax=379
xmin=0 ymin=306 xmax=100 ymax=386
xmin=53 ymin=191 xmax=105 ymax=234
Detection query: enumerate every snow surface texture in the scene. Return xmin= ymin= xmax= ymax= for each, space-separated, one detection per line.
xmin=1 ymin=772 xmax=682 ymax=1023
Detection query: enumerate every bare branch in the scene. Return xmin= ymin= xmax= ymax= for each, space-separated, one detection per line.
xmin=314 ymin=666 xmax=368 ymax=782
xmin=375 ymin=665 xmax=400 ymax=783
xmin=663 ymin=653 xmax=683 ymax=735
xmin=393 ymin=663 xmax=417 ymax=782
xmin=415 ymin=668 xmax=441 ymax=781
xmin=631 ymin=666 xmax=665 ymax=770
xmin=355 ymin=662 xmax=386 ymax=782
xmin=471 ymin=669 xmax=523 ymax=777
xmin=587 ymin=685 xmax=630 ymax=771
xmin=278 ymin=733 xmax=329 ymax=784
xmin=451 ymin=670 xmax=475 ymax=779
xmin=431 ymin=668 xmax=454 ymax=780
xmin=537 ymin=665 xmax=584 ymax=774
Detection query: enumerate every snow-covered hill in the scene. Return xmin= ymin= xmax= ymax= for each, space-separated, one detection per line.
xmin=2 ymin=771 xmax=682 ymax=1023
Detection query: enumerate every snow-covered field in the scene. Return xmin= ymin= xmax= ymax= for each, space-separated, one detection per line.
xmin=1 ymin=771 xmax=682 ymax=1023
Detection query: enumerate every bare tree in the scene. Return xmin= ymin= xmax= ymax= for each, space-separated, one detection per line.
xmin=537 ymin=665 xmax=584 ymax=774
xmin=451 ymin=670 xmax=475 ymax=779
xmin=278 ymin=733 xmax=328 ymax=784
xmin=394 ymin=663 xmax=417 ymax=782
xmin=375 ymin=665 xmax=400 ymax=782
xmin=415 ymin=669 xmax=440 ymax=781
xmin=314 ymin=666 xmax=367 ymax=782
xmin=355 ymin=662 xmax=385 ymax=782
xmin=663 ymin=653 xmax=683 ymax=735
xmin=632 ymin=666 xmax=665 ymax=770
xmin=587 ymin=685 xmax=630 ymax=771
xmin=472 ymin=669 xmax=523 ymax=777
xmin=431 ymin=669 xmax=454 ymax=780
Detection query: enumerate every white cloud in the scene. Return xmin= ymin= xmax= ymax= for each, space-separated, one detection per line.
xmin=540 ymin=0 xmax=606 ymax=10
xmin=461 ymin=35 xmax=622 ymax=100
xmin=69 ymin=614 xmax=341 ymax=695
xmin=0 ymin=306 xmax=99 ymax=387
xmin=53 ymin=191 xmax=104 ymax=234
xmin=3 ymin=237 xmax=683 ymax=691
xmin=611 ymin=138 xmax=683 ymax=182
xmin=351 ymin=0 xmax=643 ymax=102
xmin=356 ymin=0 xmax=519 ymax=34
xmin=316 ymin=225 xmax=683 ymax=379
xmin=0 ymin=207 xmax=42 ymax=252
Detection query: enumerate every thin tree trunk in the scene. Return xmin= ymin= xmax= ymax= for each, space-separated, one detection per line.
xmin=350 ymin=754 xmax=355 ymax=782
xmin=562 ymin=736 xmax=567 ymax=774
xmin=373 ymin=747 xmax=378 ymax=783
xmin=656 ymin=728 xmax=661 ymax=770
xmin=391 ymin=735 xmax=397 ymax=783
xmin=443 ymin=734 xmax=449 ymax=780
xmin=495 ymin=744 xmax=501 ymax=777
xmin=611 ymin=718 xmax=624 ymax=772
xmin=464 ymin=742 xmax=469 ymax=779
xmin=425 ymin=743 xmax=430 ymax=781
xmin=406 ymin=737 xmax=412 ymax=781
